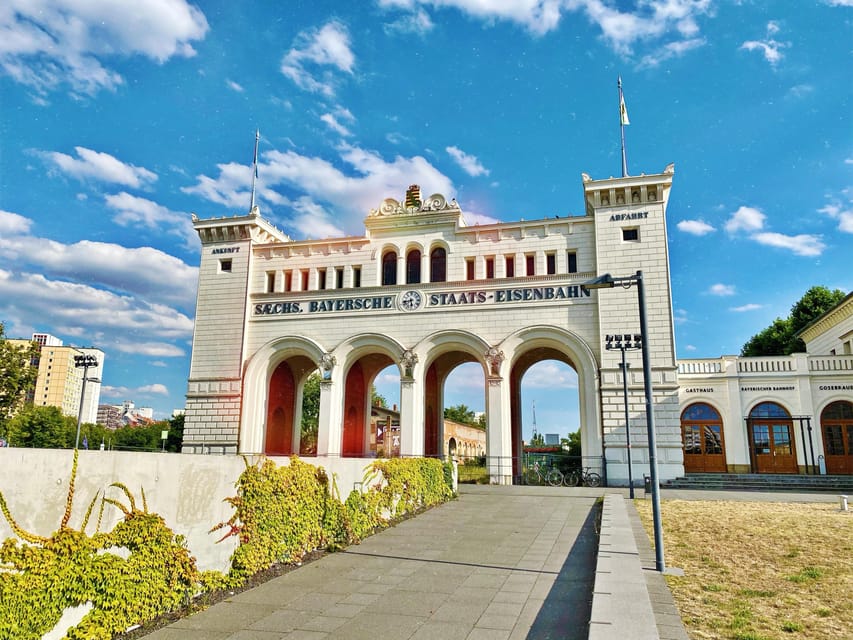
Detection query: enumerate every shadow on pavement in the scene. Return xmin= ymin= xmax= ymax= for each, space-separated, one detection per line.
xmin=526 ymin=502 xmax=600 ymax=640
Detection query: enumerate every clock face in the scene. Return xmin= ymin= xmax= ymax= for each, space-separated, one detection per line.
xmin=400 ymin=290 xmax=422 ymax=311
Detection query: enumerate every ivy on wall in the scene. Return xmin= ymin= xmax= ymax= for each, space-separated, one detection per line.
xmin=0 ymin=453 xmax=455 ymax=639
xmin=0 ymin=451 xmax=198 ymax=640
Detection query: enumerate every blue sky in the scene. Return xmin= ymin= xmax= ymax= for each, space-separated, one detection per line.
xmin=1 ymin=1 xmax=851 ymax=436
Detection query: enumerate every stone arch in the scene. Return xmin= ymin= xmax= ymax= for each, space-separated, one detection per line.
xmin=240 ymin=336 xmax=326 ymax=454
xmin=336 ymin=333 xmax=405 ymax=457
xmin=501 ymin=326 xmax=600 ymax=477
xmin=415 ymin=330 xmax=491 ymax=457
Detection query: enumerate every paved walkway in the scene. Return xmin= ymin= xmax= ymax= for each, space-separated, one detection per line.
xmin=146 ymin=486 xmax=599 ymax=640
xmin=142 ymin=485 xmax=840 ymax=640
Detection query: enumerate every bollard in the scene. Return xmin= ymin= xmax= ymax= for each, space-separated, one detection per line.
xmin=840 ymin=495 xmax=849 ymax=512
xmin=643 ymin=474 xmax=651 ymax=498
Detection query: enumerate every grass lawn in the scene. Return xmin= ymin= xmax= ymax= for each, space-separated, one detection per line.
xmin=458 ymin=464 xmax=489 ymax=484
xmin=635 ymin=500 xmax=852 ymax=640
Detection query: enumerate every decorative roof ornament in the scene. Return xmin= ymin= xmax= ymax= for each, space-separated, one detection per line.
xmin=369 ymin=188 xmax=458 ymax=217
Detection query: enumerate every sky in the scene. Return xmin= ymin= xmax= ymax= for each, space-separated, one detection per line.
xmin=0 ymin=1 xmax=851 ymax=437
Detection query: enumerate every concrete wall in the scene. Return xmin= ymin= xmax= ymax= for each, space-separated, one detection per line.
xmin=0 ymin=449 xmax=383 ymax=573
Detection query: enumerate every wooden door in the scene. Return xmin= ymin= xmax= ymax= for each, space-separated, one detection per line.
xmin=823 ymin=424 xmax=853 ymax=474
xmin=752 ymin=422 xmax=797 ymax=474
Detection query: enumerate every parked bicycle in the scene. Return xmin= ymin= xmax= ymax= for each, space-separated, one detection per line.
xmin=563 ymin=467 xmax=601 ymax=487
xmin=524 ymin=461 xmax=564 ymax=487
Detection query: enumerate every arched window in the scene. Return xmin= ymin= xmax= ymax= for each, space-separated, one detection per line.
xmin=430 ymin=247 xmax=447 ymax=282
xmin=680 ymin=403 xmax=725 ymax=473
xmin=406 ymin=249 xmax=421 ymax=284
xmin=381 ymin=250 xmax=397 ymax=286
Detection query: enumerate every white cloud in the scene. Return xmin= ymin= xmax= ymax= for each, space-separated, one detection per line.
xmin=0 ymin=0 xmax=208 ymax=96
xmin=0 ymin=270 xmax=193 ymax=344
xmin=446 ymin=146 xmax=490 ymax=177
xmin=725 ymin=206 xmax=766 ymax=233
xmin=752 ymin=232 xmax=825 ymax=257
xmin=674 ymin=308 xmax=688 ymax=325
xmin=184 ymin=142 xmax=454 ymax=238
xmin=462 ymin=211 xmax=502 ymax=226
xmin=226 ymin=79 xmax=244 ymax=92
xmin=0 ymin=216 xmax=198 ymax=309
xmin=42 ymin=147 xmax=157 ymax=188
xmin=383 ymin=8 xmax=435 ymax=35
xmin=320 ymin=107 xmax=355 ymax=136
xmin=639 ymin=37 xmax=706 ymax=67
xmin=709 ymin=283 xmax=735 ymax=296
xmin=677 ymin=219 xmax=715 ymax=235
xmin=520 ymin=361 xmax=578 ymax=389
xmin=0 ymin=210 xmax=33 ymax=234
xmin=819 ymin=200 xmax=853 ymax=234
xmin=684 ymin=344 xmax=697 ymax=351
xmin=104 ymin=192 xmax=197 ymax=248
xmin=741 ymin=21 xmax=789 ymax=67
xmin=826 ymin=0 xmax=853 ymax=6
xmin=379 ymin=0 xmax=712 ymax=63
xmin=102 ymin=382 xmax=171 ymax=398
xmin=730 ymin=303 xmax=763 ymax=312
xmin=281 ymin=21 xmax=354 ymax=97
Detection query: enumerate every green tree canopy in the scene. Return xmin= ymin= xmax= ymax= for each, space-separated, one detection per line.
xmin=0 ymin=323 xmax=40 ymax=426
xmin=444 ymin=404 xmax=484 ymax=428
xmin=741 ymin=286 xmax=846 ymax=356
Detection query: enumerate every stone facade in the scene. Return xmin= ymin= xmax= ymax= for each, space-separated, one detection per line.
xmin=183 ymin=167 xmax=684 ymax=484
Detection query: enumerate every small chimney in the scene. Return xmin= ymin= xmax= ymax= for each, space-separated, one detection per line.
xmin=404 ymin=184 xmax=421 ymax=209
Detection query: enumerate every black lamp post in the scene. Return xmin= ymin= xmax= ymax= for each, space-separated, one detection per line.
xmin=605 ymin=333 xmax=642 ymax=499
xmin=73 ymin=354 xmax=99 ymax=450
xmin=584 ymin=270 xmax=666 ymax=572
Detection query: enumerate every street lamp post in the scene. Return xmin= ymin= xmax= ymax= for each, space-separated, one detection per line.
xmin=73 ymin=354 xmax=99 ymax=450
xmin=584 ymin=270 xmax=666 ymax=572
xmin=605 ymin=333 xmax=642 ymax=499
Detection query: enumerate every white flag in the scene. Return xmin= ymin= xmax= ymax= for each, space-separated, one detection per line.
xmin=620 ymin=93 xmax=630 ymax=126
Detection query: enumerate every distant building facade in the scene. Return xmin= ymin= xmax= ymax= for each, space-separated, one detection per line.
xmin=677 ymin=293 xmax=853 ymax=475
xmin=24 ymin=334 xmax=104 ymax=425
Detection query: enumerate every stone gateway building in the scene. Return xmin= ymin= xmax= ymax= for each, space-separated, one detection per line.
xmin=182 ymin=165 xmax=853 ymax=484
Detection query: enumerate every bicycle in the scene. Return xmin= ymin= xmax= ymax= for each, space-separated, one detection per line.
xmin=524 ymin=461 xmax=564 ymax=487
xmin=563 ymin=467 xmax=601 ymax=488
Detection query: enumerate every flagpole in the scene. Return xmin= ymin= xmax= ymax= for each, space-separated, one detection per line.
xmin=250 ymin=129 xmax=260 ymax=211
xmin=618 ymin=77 xmax=629 ymax=178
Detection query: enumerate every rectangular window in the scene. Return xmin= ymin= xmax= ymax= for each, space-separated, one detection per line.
xmin=220 ymin=259 xmax=232 ymax=273
xmin=300 ymin=270 xmax=309 ymax=291
xmin=466 ymin=258 xmax=475 ymax=280
xmin=284 ymin=270 xmax=293 ymax=292
xmin=353 ymin=266 xmax=361 ymax=288
xmin=525 ymin=254 xmax=535 ymax=276
xmin=335 ymin=267 xmax=344 ymax=289
xmin=485 ymin=257 xmax=495 ymax=279
xmin=318 ymin=269 xmax=327 ymax=290
xmin=567 ymin=251 xmax=578 ymax=273
xmin=266 ymin=271 xmax=276 ymax=293
xmin=622 ymin=227 xmax=640 ymax=242
xmin=505 ymin=255 xmax=515 ymax=278
xmin=546 ymin=253 xmax=556 ymax=275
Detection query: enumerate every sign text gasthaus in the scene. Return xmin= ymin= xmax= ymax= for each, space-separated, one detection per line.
xmin=253 ymin=284 xmax=591 ymax=317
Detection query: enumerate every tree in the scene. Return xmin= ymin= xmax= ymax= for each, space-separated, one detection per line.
xmin=741 ymin=286 xmax=846 ymax=356
xmin=561 ymin=430 xmax=582 ymax=457
xmin=0 ymin=323 xmax=40 ymax=427
xmin=371 ymin=385 xmax=387 ymax=408
xmin=6 ymin=405 xmax=76 ymax=448
xmin=529 ymin=431 xmax=545 ymax=446
xmin=444 ymin=404 xmax=477 ymax=426
xmin=300 ymin=373 xmax=321 ymax=455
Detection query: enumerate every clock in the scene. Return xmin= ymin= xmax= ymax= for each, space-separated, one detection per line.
xmin=399 ymin=290 xmax=422 ymax=311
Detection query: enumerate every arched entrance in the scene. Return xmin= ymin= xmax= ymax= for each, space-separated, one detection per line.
xmin=747 ymin=402 xmax=798 ymax=474
xmin=681 ymin=403 xmax=726 ymax=473
xmin=821 ymin=400 xmax=853 ymax=474
xmin=510 ymin=353 xmax=581 ymax=480
xmin=264 ymin=355 xmax=317 ymax=455
xmin=423 ymin=355 xmax=486 ymax=458
xmin=342 ymin=354 xmax=396 ymax=456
